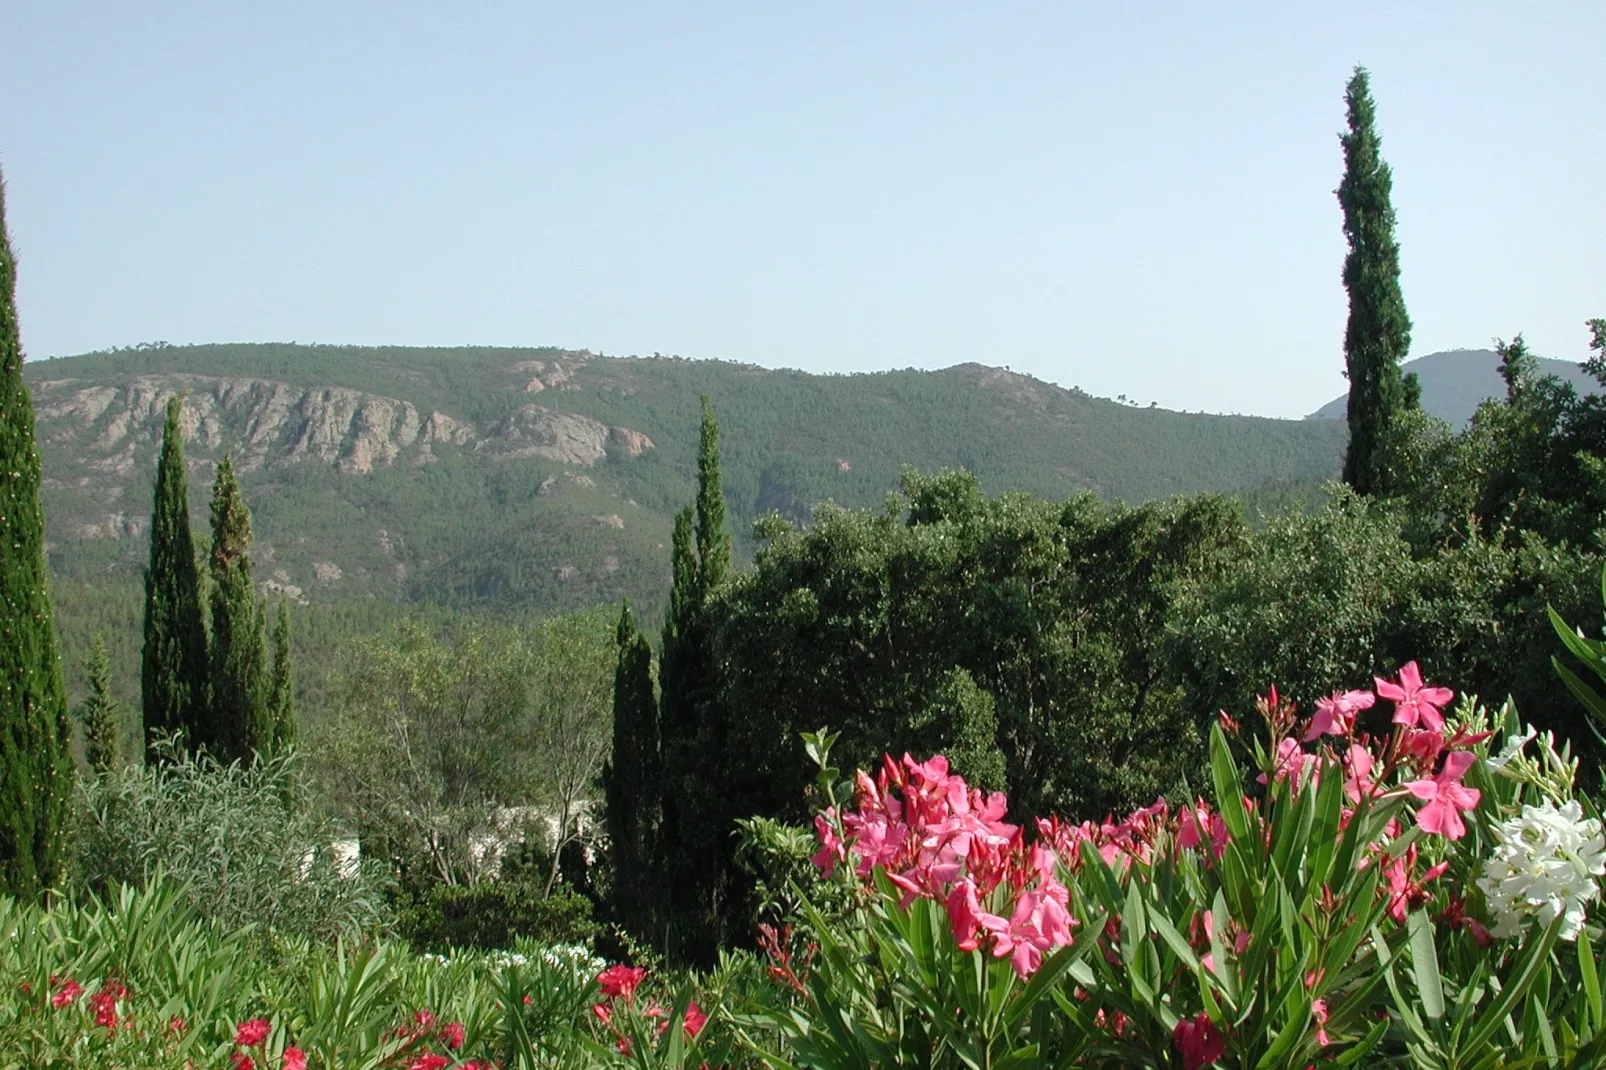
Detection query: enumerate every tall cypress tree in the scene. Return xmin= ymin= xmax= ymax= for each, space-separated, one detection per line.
xmin=142 ymin=396 xmax=209 ymax=761
xmin=207 ymin=452 xmax=268 ymax=763
xmin=657 ymin=397 xmax=736 ymax=964
xmin=694 ymin=396 xmax=731 ymax=591
xmin=1338 ymin=66 xmax=1415 ymax=498
xmin=81 ymin=635 xmax=121 ymax=776
xmin=0 ymin=169 xmax=73 ymax=901
xmin=602 ymin=599 xmax=660 ymax=944
xmin=267 ymin=599 xmax=295 ymax=755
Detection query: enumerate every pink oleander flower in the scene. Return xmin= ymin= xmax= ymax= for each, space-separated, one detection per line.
xmin=1303 ymin=689 xmax=1376 ymax=741
xmin=1376 ymin=661 xmax=1454 ymax=733
xmin=945 ymin=877 xmax=1008 ymax=951
xmin=810 ymin=811 xmax=844 ymax=876
xmin=412 ymin=1009 xmax=435 ymax=1029
xmin=683 ymin=1000 xmax=708 ymax=1038
xmin=596 ymin=964 xmax=648 ymax=1000
xmin=232 ymin=1055 xmax=255 ymax=1070
xmin=1178 ymin=799 xmax=1229 ymax=860
xmin=441 ymin=1021 xmax=465 ymax=1050
xmin=235 ymin=1018 xmax=271 ymax=1048
xmin=1173 ymin=1011 xmax=1225 ymax=1069
xmin=1406 ymin=751 xmax=1481 ymax=840
xmin=406 ymin=1056 xmax=450 ymax=1070
xmin=1343 ymin=744 xmax=1376 ymax=803
xmin=1312 ymin=998 xmax=1330 ymax=1046
xmin=1263 ymin=737 xmax=1318 ymax=790
xmin=50 ymin=978 xmax=82 ymax=1008
xmin=282 ymin=1049 xmax=307 ymax=1070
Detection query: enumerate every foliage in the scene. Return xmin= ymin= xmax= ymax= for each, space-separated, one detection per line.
xmin=72 ymin=741 xmax=392 ymax=941
xmin=142 ymin=395 xmax=210 ymax=762
xmin=658 ymin=397 xmax=740 ymax=965
xmin=1338 ymin=65 xmax=1417 ymax=498
xmin=715 ymin=470 xmax=1245 ymax=827
xmin=79 ymin=633 xmax=123 ymax=775
xmin=1175 ymin=485 xmax=1602 ymax=774
xmin=314 ymin=613 xmax=614 ymax=890
xmin=208 ymin=451 xmax=272 ymax=764
xmin=269 ymin=598 xmax=296 ymax=754
xmin=740 ymin=672 xmax=1606 ymax=1067
xmin=397 ymin=881 xmax=599 ymax=952
xmin=0 ymin=167 xmax=72 ymax=903
xmin=604 ymin=599 xmax=662 ymax=946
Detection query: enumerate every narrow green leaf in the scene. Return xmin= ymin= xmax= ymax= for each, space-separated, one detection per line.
xmin=1408 ymin=909 xmax=1446 ymax=1020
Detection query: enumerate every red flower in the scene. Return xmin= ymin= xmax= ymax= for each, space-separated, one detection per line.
xmin=235 ymin=1018 xmax=272 ymax=1047
xmin=442 ymin=1020 xmax=465 ymax=1049
xmin=412 ymin=1008 xmax=436 ymax=1029
xmin=406 ymin=1055 xmax=450 ymax=1070
xmin=50 ymin=978 xmax=82 ymax=1008
xmin=683 ymin=1000 xmax=708 ymax=1038
xmin=1173 ymin=1012 xmax=1225 ymax=1070
xmin=232 ymin=1056 xmax=255 ymax=1070
xmin=596 ymin=964 xmax=648 ymax=1000
xmin=168 ymin=1016 xmax=187 ymax=1034
xmin=281 ymin=1048 xmax=308 ymax=1070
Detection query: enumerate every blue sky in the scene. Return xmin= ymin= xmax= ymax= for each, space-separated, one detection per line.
xmin=2 ymin=2 xmax=1601 ymax=417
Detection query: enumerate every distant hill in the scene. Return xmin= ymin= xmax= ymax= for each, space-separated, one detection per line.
xmin=27 ymin=342 xmax=1351 ymax=702
xmin=1309 ymin=348 xmax=1600 ymax=427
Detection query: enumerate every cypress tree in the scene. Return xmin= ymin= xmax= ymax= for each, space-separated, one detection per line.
xmin=81 ymin=635 xmax=121 ymax=776
xmin=267 ymin=600 xmax=295 ymax=755
xmin=694 ymin=396 xmax=731 ymax=591
xmin=207 ymin=452 xmax=268 ymax=762
xmin=142 ymin=396 xmax=209 ymax=761
xmin=1338 ymin=66 xmax=1416 ymax=498
xmin=657 ymin=397 xmax=736 ymax=964
xmin=602 ymin=599 xmax=660 ymax=943
xmin=0 ymin=169 xmax=73 ymax=901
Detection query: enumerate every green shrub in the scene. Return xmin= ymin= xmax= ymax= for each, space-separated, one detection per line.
xmin=70 ymin=742 xmax=392 ymax=940
xmin=397 ymin=880 xmax=599 ymax=952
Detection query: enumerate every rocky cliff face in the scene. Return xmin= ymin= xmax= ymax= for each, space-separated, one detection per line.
xmin=34 ymin=373 xmax=651 ymax=479
xmin=30 ymin=373 xmax=655 ymax=567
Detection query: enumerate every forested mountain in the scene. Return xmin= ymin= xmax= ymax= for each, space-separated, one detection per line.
xmin=29 ymin=342 xmax=1350 ymax=603
xmin=27 ymin=341 xmax=1355 ymax=704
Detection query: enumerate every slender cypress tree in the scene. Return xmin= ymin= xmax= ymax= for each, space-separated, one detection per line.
xmin=207 ymin=452 xmax=268 ymax=762
xmin=602 ymin=600 xmax=660 ymax=943
xmin=657 ymin=397 xmax=736 ymax=964
xmin=1338 ymin=66 xmax=1415 ymax=498
xmin=142 ymin=396 xmax=209 ymax=761
xmin=0 ymin=169 xmax=73 ymax=901
xmin=693 ymin=396 xmax=731 ymax=592
xmin=267 ymin=600 xmax=295 ymax=755
xmin=81 ymin=635 xmax=121 ymax=776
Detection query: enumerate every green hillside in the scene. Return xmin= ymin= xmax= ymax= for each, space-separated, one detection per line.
xmin=26 ymin=342 xmax=1349 ymax=705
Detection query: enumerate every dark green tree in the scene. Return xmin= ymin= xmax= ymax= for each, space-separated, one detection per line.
xmin=208 ymin=452 xmax=268 ymax=763
xmin=657 ymin=397 xmax=737 ymax=964
xmin=267 ymin=600 xmax=295 ymax=755
xmin=1338 ymin=66 xmax=1416 ymax=498
xmin=0 ymin=170 xmax=72 ymax=901
xmin=81 ymin=634 xmax=121 ymax=776
xmin=601 ymin=600 xmax=660 ymax=943
xmin=142 ymin=396 xmax=209 ymax=761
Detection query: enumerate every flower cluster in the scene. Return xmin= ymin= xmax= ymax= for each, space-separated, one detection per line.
xmin=1478 ymin=798 xmax=1606 ymax=940
xmin=230 ymin=1017 xmax=305 ymax=1070
xmin=814 ymin=752 xmax=1077 ymax=978
xmin=590 ymin=964 xmax=707 ymax=1055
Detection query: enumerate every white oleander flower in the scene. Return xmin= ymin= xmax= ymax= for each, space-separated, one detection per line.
xmin=1487 ymin=726 xmax=1539 ymax=771
xmin=1478 ymin=799 xmax=1606 ymax=941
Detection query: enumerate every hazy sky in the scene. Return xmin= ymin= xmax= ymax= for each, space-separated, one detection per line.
xmin=2 ymin=3 xmax=1601 ymax=418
